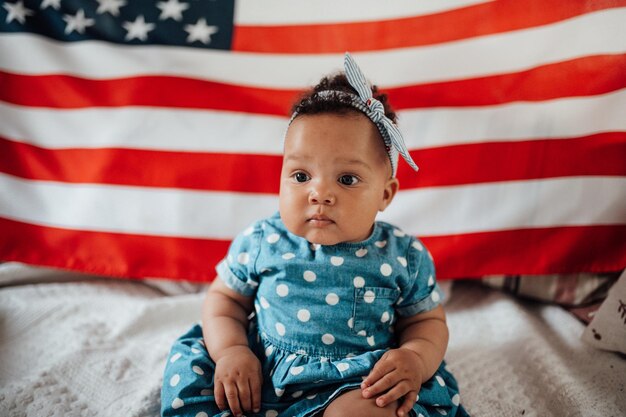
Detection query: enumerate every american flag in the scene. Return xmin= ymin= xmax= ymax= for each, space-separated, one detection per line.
xmin=0 ymin=0 xmax=625 ymax=281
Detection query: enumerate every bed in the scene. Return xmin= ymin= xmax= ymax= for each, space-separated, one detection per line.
xmin=1 ymin=263 xmax=624 ymax=417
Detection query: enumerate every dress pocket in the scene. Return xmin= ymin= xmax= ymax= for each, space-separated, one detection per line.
xmin=352 ymin=287 xmax=400 ymax=336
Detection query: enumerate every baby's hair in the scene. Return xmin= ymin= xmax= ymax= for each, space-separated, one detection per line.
xmin=291 ymin=73 xmax=398 ymax=124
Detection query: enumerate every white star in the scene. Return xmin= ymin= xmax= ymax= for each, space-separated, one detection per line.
xmin=184 ymin=18 xmax=218 ymax=45
xmin=122 ymin=15 xmax=155 ymax=41
xmin=157 ymin=0 xmax=189 ymax=22
xmin=96 ymin=0 xmax=127 ymax=17
xmin=40 ymin=0 xmax=61 ymax=10
xmin=62 ymin=9 xmax=95 ymax=35
xmin=3 ymin=1 xmax=34 ymax=24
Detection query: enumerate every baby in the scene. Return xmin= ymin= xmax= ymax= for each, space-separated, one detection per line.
xmin=161 ymin=53 xmax=468 ymax=417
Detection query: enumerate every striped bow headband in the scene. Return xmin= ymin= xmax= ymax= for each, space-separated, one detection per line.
xmin=343 ymin=52 xmax=418 ymax=176
xmin=289 ymin=52 xmax=418 ymax=177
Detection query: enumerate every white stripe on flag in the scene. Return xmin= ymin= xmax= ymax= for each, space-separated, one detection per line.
xmin=2 ymin=90 xmax=624 ymax=152
xmin=384 ymin=177 xmax=626 ymax=236
xmin=2 ymin=8 xmax=624 ymax=87
xmin=234 ymin=0 xmax=493 ymax=25
xmin=1 ymin=173 xmax=623 ymax=239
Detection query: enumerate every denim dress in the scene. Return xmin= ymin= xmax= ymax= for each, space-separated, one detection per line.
xmin=161 ymin=212 xmax=468 ymax=417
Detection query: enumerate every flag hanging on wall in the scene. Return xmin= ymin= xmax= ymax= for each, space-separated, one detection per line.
xmin=1 ymin=0 xmax=625 ymax=281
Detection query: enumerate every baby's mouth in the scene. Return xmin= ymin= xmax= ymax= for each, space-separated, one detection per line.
xmin=308 ymin=214 xmax=334 ymax=226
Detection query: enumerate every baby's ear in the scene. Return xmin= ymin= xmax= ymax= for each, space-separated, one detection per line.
xmin=379 ymin=177 xmax=399 ymax=211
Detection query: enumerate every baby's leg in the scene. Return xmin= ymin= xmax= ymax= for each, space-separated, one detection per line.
xmin=322 ymin=389 xmax=398 ymax=417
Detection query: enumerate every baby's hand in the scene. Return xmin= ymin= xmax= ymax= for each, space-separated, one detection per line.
xmin=361 ymin=348 xmax=424 ymax=417
xmin=214 ymin=345 xmax=263 ymax=417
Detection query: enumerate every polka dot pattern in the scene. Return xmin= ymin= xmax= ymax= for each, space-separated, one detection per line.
xmin=276 ymin=284 xmax=289 ymax=297
xmin=325 ymin=293 xmax=339 ymax=305
xmin=322 ymin=334 xmax=335 ymax=345
xmin=363 ymin=290 xmax=376 ymax=303
xmin=169 ymin=374 xmax=180 ymax=387
xmin=297 ymin=309 xmax=311 ymax=322
xmin=171 ymin=398 xmax=184 ymax=409
xmin=181 ymin=218 xmax=459 ymax=416
xmin=381 ymin=311 xmax=390 ymax=323
xmin=303 ymin=270 xmax=316 ymax=282
xmin=380 ymin=263 xmax=393 ymax=276
xmin=290 ymin=366 xmax=304 ymax=376
xmin=336 ymin=362 xmax=350 ymax=372
xmin=353 ymin=276 xmax=365 ymax=288
xmin=237 ymin=252 xmax=249 ymax=265
xmin=267 ymin=233 xmax=280 ymax=244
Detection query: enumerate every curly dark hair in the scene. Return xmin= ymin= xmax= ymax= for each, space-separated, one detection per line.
xmin=290 ymin=73 xmax=397 ymax=124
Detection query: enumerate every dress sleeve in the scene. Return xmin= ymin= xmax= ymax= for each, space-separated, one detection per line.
xmin=396 ymin=238 xmax=444 ymax=317
xmin=215 ymin=222 xmax=263 ymax=297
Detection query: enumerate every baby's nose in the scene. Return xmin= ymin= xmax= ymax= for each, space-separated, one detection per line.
xmin=308 ymin=186 xmax=335 ymax=205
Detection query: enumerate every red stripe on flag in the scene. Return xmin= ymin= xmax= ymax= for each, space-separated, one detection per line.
xmin=0 ymin=138 xmax=282 ymax=193
xmin=2 ymin=132 xmax=625 ymax=190
xmin=387 ymin=54 xmax=626 ymax=109
xmin=0 ymin=217 xmax=229 ymax=282
xmin=2 ymin=55 xmax=625 ymax=113
xmin=400 ymin=132 xmax=626 ymax=188
xmin=232 ymin=0 xmax=625 ymax=53
xmin=1 ymin=217 xmax=623 ymax=281
xmin=0 ymin=71 xmax=299 ymax=115
xmin=424 ymin=225 xmax=626 ymax=279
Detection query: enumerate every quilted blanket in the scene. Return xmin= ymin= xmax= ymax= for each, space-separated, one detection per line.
xmin=0 ymin=266 xmax=624 ymax=417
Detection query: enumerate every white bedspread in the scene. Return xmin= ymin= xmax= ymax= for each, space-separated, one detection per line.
xmin=0 ymin=267 xmax=624 ymax=417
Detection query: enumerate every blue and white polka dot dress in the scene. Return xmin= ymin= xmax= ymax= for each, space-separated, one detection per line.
xmin=161 ymin=212 xmax=469 ymax=417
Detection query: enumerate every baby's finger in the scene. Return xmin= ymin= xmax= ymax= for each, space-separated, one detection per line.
xmin=396 ymin=390 xmax=418 ymax=417
xmin=250 ymin=373 xmax=263 ymax=412
xmin=236 ymin=379 xmax=252 ymax=412
xmin=214 ymin=382 xmax=227 ymax=411
xmin=362 ymin=370 xmax=400 ymax=398
xmin=361 ymin=355 xmax=396 ymax=389
xmin=374 ymin=380 xmax=412 ymax=408
xmin=224 ymin=383 xmax=243 ymax=416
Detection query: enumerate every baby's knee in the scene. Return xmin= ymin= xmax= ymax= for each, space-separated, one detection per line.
xmin=323 ymin=389 xmax=397 ymax=417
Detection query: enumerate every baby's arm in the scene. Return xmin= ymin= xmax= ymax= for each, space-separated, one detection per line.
xmin=202 ymin=279 xmax=262 ymax=417
xmin=361 ymin=305 xmax=449 ymax=417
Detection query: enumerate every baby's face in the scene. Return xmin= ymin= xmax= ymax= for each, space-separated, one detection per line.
xmin=279 ymin=113 xmax=398 ymax=245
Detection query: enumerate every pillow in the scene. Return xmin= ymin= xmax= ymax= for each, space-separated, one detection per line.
xmin=582 ymin=269 xmax=626 ymax=355
xmin=481 ymin=272 xmax=620 ymax=324
xmin=480 ymin=272 xmax=618 ymax=306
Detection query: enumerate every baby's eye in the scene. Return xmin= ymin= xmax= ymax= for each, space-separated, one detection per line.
xmin=338 ymin=175 xmax=359 ymax=186
xmin=293 ymin=172 xmax=310 ymax=183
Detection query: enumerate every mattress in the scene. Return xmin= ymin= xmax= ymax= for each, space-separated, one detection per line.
xmin=0 ymin=264 xmax=624 ymax=417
